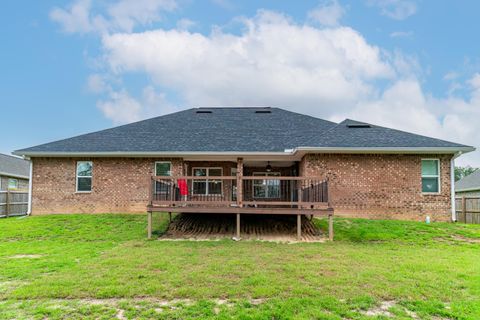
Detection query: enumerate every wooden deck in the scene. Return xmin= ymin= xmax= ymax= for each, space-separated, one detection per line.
xmin=147 ymin=174 xmax=334 ymax=240
xmin=160 ymin=213 xmax=326 ymax=242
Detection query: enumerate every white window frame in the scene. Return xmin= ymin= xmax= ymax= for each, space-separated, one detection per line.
xmin=192 ymin=167 xmax=223 ymax=195
xmin=253 ymin=172 xmax=281 ymax=198
xmin=76 ymin=161 xmax=93 ymax=193
xmin=154 ymin=161 xmax=172 ymax=177
xmin=8 ymin=178 xmax=18 ymax=190
xmin=421 ymin=159 xmax=441 ymax=194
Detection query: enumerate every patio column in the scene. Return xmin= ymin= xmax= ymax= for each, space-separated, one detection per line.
xmin=236 ymin=158 xmax=243 ymax=208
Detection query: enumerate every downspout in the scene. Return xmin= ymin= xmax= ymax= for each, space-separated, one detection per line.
xmin=451 ymin=152 xmax=462 ymax=222
xmin=27 ymin=159 xmax=33 ymax=215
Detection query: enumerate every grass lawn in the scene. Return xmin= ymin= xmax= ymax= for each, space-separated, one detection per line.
xmin=0 ymin=214 xmax=479 ymax=319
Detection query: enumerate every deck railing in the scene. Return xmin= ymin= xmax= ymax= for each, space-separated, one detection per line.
xmin=150 ymin=176 xmax=328 ymax=208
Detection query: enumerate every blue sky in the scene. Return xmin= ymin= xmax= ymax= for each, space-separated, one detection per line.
xmin=1 ymin=0 xmax=480 ymax=165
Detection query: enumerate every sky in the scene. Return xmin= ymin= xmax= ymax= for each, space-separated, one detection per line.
xmin=1 ymin=0 xmax=479 ymax=166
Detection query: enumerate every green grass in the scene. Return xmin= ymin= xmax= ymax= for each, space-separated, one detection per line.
xmin=0 ymin=214 xmax=479 ymax=319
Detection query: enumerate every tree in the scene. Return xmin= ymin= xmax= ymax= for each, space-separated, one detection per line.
xmin=455 ymin=166 xmax=478 ymax=181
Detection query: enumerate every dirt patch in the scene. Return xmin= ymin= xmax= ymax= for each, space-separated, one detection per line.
xmin=451 ymin=235 xmax=480 ymax=244
xmin=363 ymin=300 xmax=396 ymax=317
xmin=8 ymin=254 xmax=43 ymax=259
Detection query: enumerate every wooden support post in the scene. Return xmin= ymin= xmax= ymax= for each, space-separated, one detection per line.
xmin=147 ymin=211 xmax=152 ymax=239
xmin=328 ymin=213 xmax=334 ymax=241
xmin=297 ymin=214 xmax=302 ymax=240
xmin=169 ymin=212 xmax=172 ymax=223
xmin=236 ymin=213 xmax=241 ymax=239
xmin=236 ymin=158 xmax=243 ymax=208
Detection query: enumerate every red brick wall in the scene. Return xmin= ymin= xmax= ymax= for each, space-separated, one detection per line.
xmin=300 ymin=154 xmax=453 ymax=221
xmin=31 ymin=155 xmax=454 ymax=220
xmin=31 ymin=157 xmax=183 ymax=214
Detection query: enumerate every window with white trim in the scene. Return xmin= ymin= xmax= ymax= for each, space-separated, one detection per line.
xmin=192 ymin=168 xmax=222 ymax=195
xmin=253 ymin=172 xmax=280 ymax=198
xmin=76 ymin=161 xmax=92 ymax=192
xmin=155 ymin=162 xmax=172 ymax=194
xmin=155 ymin=162 xmax=171 ymax=176
xmin=421 ymin=159 xmax=440 ymax=193
xmin=8 ymin=178 xmax=18 ymax=190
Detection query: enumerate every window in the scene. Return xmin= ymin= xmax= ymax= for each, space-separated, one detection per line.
xmin=76 ymin=161 xmax=92 ymax=192
xmin=192 ymin=168 xmax=222 ymax=195
xmin=155 ymin=162 xmax=171 ymax=176
xmin=8 ymin=179 xmax=18 ymax=190
xmin=253 ymin=172 xmax=280 ymax=198
xmin=421 ymin=159 xmax=440 ymax=193
xmin=155 ymin=162 xmax=172 ymax=194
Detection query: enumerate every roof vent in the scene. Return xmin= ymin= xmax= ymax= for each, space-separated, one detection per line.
xmin=346 ymin=120 xmax=371 ymax=128
xmin=255 ymin=110 xmax=271 ymax=114
xmin=196 ymin=110 xmax=212 ymax=114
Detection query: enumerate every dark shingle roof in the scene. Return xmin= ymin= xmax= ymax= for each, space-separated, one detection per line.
xmin=0 ymin=154 xmax=30 ymax=178
xmin=14 ymin=107 xmax=473 ymax=155
xmin=456 ymin=170 xmax=480 ymax=192
xmin=306 ymin=119 xmax=468 ymax=148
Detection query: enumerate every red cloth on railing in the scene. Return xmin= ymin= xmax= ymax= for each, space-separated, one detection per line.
xmin=178 ymin=179 xmax=188 ymax=196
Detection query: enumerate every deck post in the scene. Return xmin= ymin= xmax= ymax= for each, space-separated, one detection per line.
xmin=169 ymin=212 xmax=172 ymax=223
xmin=147 ymin=211 xmax=152 ymax=239
xmin=297 ymin=214 xmax=301 ymax=240
xmin=236 ymin=158 xmax=243 ymax=208
xmin=236 ymin=213 xmax=241 ymax=239
xmin=328 ymin=213 xmax=334 ymax=241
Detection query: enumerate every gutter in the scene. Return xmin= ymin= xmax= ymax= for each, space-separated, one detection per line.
xmin=0 ymin=171 xmax=30 ymax=180
xmin=13 ymin=146 xmax=476 ymax=158
xmin=27 ymin=162 xmax=33 ymax=215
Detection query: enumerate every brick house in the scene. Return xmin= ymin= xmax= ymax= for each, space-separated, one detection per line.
xmin=14 ymin=107 xmax=474 ymax=236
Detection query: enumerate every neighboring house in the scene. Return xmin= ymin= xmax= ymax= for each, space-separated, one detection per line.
xmin=0 ymin=154 xmax=30 ymax=191
xmin=14 ymin=107 xmax=474 ymax=224
xmin=455 ymin=170 xmax=480 ymax=197
xmin=0 ymin=153 xmax=30 ymax=217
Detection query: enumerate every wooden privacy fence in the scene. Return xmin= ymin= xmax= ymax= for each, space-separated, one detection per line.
xmin=0 ymin=191 xmax=28 ymax=218
xmin=455 ymin=196 xmax=480 ymax=224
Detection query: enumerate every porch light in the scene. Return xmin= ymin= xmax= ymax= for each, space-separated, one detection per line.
xmin=266 ymin=161 xmax=272 ymax=172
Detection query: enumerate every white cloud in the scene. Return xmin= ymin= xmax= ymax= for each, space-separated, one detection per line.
xmin=176 ymin=18 xmax=196 ymax=31
xmin=97 ymin=90 xmax=142 ymax=124
xmin=50 ymin=0 xmax=93 ymax=34
xmin=96 ymin=86 xmax=175 ymax=124
xmin=308 ymin=0 xmax=345 ymax=27
xmin=367 ymin=0 xmax=417 ymax=20
xmin=102 ymin=10 xmax=393 ymax=117
xmin=87 ymin=74 xmax=109 ymax=93
xmin=50 ymin=0 xmax=177 ymax=34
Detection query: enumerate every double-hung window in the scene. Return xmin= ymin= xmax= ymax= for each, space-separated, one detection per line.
xmin=76 ymin=161 xmax=92 ymax=192
xmin=155 ymin=162 xmax=172 ymax=194
xmin=253 ymin=172 xmax=280 ymax=198
xmin=192 ymin=168 xmax=222 ymax=195
xmin=421 ymin=159 xmax=440 ymax=193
